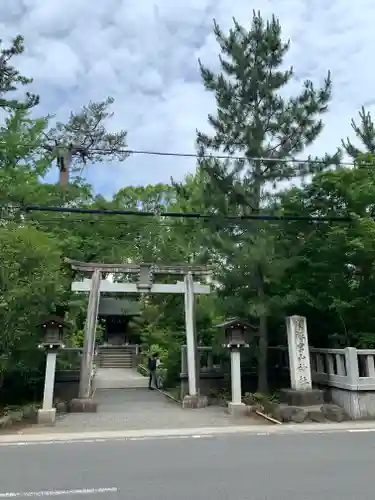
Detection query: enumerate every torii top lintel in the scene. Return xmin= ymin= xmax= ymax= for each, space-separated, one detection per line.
xmin=64 ymin=258 xmax=212 ymax=276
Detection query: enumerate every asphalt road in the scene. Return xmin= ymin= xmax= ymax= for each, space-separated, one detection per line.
xmin=0 ymin=430 xmax=374 ymax=499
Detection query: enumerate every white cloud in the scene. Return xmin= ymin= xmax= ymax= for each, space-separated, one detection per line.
xmin=1 ymin=0 xmax=375 ymax=194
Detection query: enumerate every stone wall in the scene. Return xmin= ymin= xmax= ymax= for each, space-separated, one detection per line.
xmin=325 ymin=387 xmax=375 ymax=420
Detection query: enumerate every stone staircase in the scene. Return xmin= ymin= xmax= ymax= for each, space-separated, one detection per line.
xmin=97 ymin=347 xmax=134 ymax=369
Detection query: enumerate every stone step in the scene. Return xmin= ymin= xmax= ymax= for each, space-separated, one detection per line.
xmin=100 ymin=357 xmax=133 ymax=362
xmin=99 ymin=357 xmax=134 ymax=368
xmin=99 ymin=351 xmax=133 ymax=356
xmin=99 ymin=357 xmax=132 ymax=363
xmin=100 ymin=364 xmax=132 ymax=370
xmin=100 ymin=356 xmax=132 ymax=360
xmin=99 ymin=352 xmax=133 ymax=357
xmin=100 ymin=359 xmax=133 ymax=365
xmin=99 ymin=356 xmax=132 ymax=360
xmin=100 ymin=365 xmax=133 ymax=369
xmin=98 ymin=348 xmax=134 ymax=353
xmin=100 ymin=354 xmax=132 ymax=358
xmin=98 ymin=348 xmax=136 ymax=369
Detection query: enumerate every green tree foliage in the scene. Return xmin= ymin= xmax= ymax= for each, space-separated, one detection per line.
xmin=342 ymin=107 xmax=375 ymax=160
xmin=190 ymin=12 xmax=334 ymax=391
xmin=112 ymin=184 xmax=176 ymax=262
xmin=0 ymin=223 xmax=65 ymax=386
xmin=0 ymin=36 xmax=39 ymax=111
xmin=280 ymin=158 xmax=375 ymax=348
xmin=44 ymin=97 xmax=129 ymax=181
xmin=0 ymin=110 xmax=51 ymax=207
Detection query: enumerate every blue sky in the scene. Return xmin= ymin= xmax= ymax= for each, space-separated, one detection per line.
xmin=1 ymin=0 xmax=375 ymax=196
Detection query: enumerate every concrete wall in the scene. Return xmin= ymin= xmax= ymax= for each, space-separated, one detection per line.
xmin=327 ymin=387 xmax=375 ymax=420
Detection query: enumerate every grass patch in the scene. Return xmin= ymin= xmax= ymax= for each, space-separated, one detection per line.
xmin=137 ymin=364 xmax=148 ymax=376
xmin=0 ymin=403 xmax=40 ymax=432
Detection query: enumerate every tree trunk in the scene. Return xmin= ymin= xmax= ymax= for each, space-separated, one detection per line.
xmin=252 ymin=162 xmax=269 ymax=393
xmin=256 ymin=269 xmax=268 ymax=393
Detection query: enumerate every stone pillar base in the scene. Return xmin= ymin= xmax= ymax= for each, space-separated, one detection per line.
xmin=227 ymin=402 xmax=247 ymax=417
xmin=280 ymin=388 xmax=324 ymax=406
xmin=69 ymin=398 xmax=98 ymax=413
xmin=37 ymin=408 xmax=56 ymax=425
xmin=182 ymin=394 xmax=208 ymax=409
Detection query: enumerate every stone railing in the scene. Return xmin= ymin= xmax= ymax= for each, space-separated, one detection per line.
xmin=180 ymin=345 xmax=224 ymax=401
xmin=269 ymin=346 xmax=375 ymax=391
xmin=180 ymin=345 xmax=222 ymax=374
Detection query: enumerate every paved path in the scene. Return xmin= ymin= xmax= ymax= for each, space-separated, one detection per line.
xmin=29 ymin=388 xmax=267 ymax=433
xmin=0 ymin=429 xmax=374 ymax=499
xmin=34 ymin=368 xmax=268 ymax=434
xmin=5 ymin=369 xmax=267 ymax=435
xmin=93 ymin=368 xmax=148 ymax=389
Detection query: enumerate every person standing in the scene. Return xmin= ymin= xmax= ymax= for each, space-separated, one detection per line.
xmin=148 ymin=352 xmax=159 ymax=390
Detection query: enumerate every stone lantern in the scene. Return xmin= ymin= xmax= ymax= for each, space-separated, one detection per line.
xmin=216 ymin=318 xmax=255 ymax=415
xmin=37 ymin=315 xmax=68 ymax=425
xmin=219 ymin=317 xmax=252 ymax=349
xmin=39 ymin=316 xmax=67 ymax=349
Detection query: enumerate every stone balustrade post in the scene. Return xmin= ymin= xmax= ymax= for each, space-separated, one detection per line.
xmin=207 ymin=351 xmax=214 ymax=370
xmin=344 ymin=347 xmax=360 ymax=389
xmin=181 ymin=345 xmax=188 ymax=374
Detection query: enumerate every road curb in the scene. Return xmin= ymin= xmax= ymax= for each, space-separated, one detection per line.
xmin=156 ymin=387 xmax=181 ymax=405
xmin=2 ymin=421 xmax=375 ymax=444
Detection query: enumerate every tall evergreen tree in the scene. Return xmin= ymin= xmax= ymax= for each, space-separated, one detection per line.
xmin=0 ymin=36 xmax=39 ymax=111
xmin=195 ymin=12 xmax=334 ymax=391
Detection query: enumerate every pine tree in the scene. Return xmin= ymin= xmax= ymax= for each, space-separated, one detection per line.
xmin=342 ymin=107 xmax=375 ymax=161
xmin=196 ymin=12 xmax=334 ymax=392
xmin=44 ymin=97 xmax=129 ymax=185
xmin=0 ymin=36 xmax=39 ymax=111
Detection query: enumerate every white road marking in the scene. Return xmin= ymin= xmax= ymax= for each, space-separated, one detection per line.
xmin=347 ymin=428 xmax=375 ymax=433
xmin=0 ymin=434 xmax=234 ymax=447
xmin=0 ymin=487 xmax=118 ymax=497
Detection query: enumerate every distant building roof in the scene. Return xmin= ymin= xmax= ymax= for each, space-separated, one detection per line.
xmin=98 ymin=298 xmax=140 ymax=316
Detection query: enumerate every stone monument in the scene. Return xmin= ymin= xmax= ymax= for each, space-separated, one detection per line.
xmin=280 ymin=315 xmax=323 ymax=406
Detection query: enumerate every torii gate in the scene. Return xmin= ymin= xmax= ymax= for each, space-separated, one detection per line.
xmin=66 ymin=259 xmax=211 ymax=406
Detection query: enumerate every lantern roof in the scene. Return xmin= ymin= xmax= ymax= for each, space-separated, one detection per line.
xmin=37 ymin=315 xmax=69 ymax=328
xmin=214 ymin=317 xmax=257 ymax=330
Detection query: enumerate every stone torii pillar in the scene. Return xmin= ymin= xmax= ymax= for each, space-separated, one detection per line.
xmin=79 ymin=268 xmax=101 ymax=399
xmin=183 ymin=272 xmax=199 ymax=397
xmin=181 ymin=271 xmax=206 ymax=408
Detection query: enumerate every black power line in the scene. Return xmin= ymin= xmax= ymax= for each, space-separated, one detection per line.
xmin=0 ymin=141 xmax=371 ymax=168
xmin=21 ymin=205 xmax=351 ymax=222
